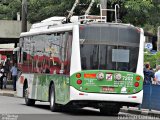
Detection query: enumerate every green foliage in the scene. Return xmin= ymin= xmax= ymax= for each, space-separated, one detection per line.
xmin=144 ymin=51 xmax=160 ymax=68
xmin=0 ymin=0 xmax=159 ymax=35
xmin=144 ymin=52 xmax=156 ymax=68
xmin=0 ymin=4 xmax=10 ymax=19
xmin=155 ymin=51 xmax=160 ymax=65
xmin=122 ymin=0 xmax=160 ymax=35
xmin=27 ymin=0 xmax=100 ymax=23
xmin=0 ymin=0 xmax=21 ymax=20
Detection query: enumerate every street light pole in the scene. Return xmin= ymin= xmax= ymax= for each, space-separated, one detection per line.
xmin=21 ymin=0 xmax=27 ymax=32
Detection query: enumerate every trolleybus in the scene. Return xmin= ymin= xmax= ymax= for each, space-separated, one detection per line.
xmin=16 ymin=15 xmax=145 ymax=115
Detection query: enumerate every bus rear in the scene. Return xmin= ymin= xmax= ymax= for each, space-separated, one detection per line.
xmin=69 ymin=23 xmax=144 ymax=114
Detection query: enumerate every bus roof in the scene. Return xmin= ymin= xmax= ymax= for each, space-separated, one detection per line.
xmin=20 ymin=23 xmax=75 ymax=37
xmin=20 ymin=15 xmax=140 ymax=37
xmin=80 ymin=22 xmax=136 ymax=29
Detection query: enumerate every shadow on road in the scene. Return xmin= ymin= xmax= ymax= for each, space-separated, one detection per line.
xmin=21 ymin=103 xmax=119 ymax=117
xmin=21 ymin=104 xmax=50 ymax=111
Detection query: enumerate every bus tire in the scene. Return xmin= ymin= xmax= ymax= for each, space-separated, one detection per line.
xmin=24 ymin=86 xmax=35 ymax=106
xmin=50 ymin=84 xmax=60 ymax=112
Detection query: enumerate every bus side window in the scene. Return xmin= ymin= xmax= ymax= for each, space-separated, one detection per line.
xmin=18 ymin=47 xmax=22 ymax=63
xmin=64 ymin=32 xmax=72 ymax=75
xmin=23 ymin=52 xmax=27 ymax=61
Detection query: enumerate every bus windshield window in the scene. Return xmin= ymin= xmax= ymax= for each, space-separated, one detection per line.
xmin=80 ymin=44 xmax=139 ymax=72
xmin=79 ymin=24 xmax=140 ymax=73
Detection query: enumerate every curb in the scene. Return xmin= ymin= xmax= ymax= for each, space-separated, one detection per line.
xmin=121 ymin=108 xmax=160 ymax=118
xmin=148 ymin=111 xmax=160 ymax=117
xmin=0 ymin=92 xmax=15 ymax=97
xmin=128 ymin=109 xmax=141 ymax=115
xmin=0 ymin=90 xmax=16 ymax=97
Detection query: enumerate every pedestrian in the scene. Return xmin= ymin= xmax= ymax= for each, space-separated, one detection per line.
xmin=2 ymin=65 xmax=7 ymax=89
xmin=4 ymin=59 xmax=11 ymax=82
xmin=0 ymin=64 xmax=4 ymax=89
xmin=10 ymin=63 xmax=18 ymax=91
xmin=143 ymin=63 xmax=155 ymax=85
xmin=154 ymin=65 xmax=160 ymax=85
xmin=3 ymin=72 xmax=7 ymax=89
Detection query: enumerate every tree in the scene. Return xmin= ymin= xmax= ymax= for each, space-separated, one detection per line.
xmin=123 ymin=0 xmax=160 ymax=35
xmin=27 ymin=0 xmax=99 ymax=23
xmin=103 ymin=0 xmax=160 ymax=35
xmin=8 ymin=0 xmax=21 ymax=20
xmin=109 ymin=0 xmax=160 ymax=35
xmin=0 ymin=0 xmax=159 ymax=35
xmin=144 ymin=50 xmax=157 ymax=68
xmin=144 ymin=50 xmax=160 ymax=68
xmin=0 ymin=0 xmax=21 ymax=20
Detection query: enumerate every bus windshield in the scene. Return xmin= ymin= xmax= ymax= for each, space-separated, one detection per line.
xmin=79 ymin=24 xmax=140 ymax=72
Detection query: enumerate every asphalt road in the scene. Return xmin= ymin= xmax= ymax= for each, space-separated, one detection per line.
xmin=0 ymin=96 xmax=151 ymax=120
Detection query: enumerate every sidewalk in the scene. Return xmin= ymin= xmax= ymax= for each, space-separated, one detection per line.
xmin=0 ymin=85 xmax=16 ymax=97
xmin=120 ymin=106 xmax=160 ymax=117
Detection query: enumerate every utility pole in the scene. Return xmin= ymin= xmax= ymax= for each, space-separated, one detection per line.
xmin=21 ymin=0 xmax=27 ymax=32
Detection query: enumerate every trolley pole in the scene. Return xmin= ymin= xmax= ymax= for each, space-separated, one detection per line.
xmin=21 ymin=0 xmax=27 ymax=32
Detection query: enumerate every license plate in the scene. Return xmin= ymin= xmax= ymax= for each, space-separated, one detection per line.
xmin=102 ymin=87 xmax=114 ymax=92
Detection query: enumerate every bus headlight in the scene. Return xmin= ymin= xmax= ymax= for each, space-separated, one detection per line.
xmin=115 ymin=73 xmax=122 ymax=80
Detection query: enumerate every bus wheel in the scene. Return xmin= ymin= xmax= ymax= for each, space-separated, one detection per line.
xmin=24 ymin=87 xmax=35 ymax=106
xmin=50 ymin=84 xmax=60 ymax=112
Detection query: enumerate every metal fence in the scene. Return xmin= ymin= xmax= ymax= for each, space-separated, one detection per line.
xmin=140 ymin=85 xmax=160 ymax=111
xmin=158 ymin=26 xmax=160 ymax=51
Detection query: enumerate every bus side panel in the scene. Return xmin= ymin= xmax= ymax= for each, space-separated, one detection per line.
xmin=35 ymin=74 xmax=70 ymax=104
xmin=33 ymin=74 xmax=48 ymax=101
xmin=48 ymin=75 xmax=70 ymax=104
xmin=17 ymin=74 xmax=70 ymax=105
xmin=17 ymin=74 xmax=26 ymax=97
xmin=16 ymin=73 xmax=35 ymax=98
